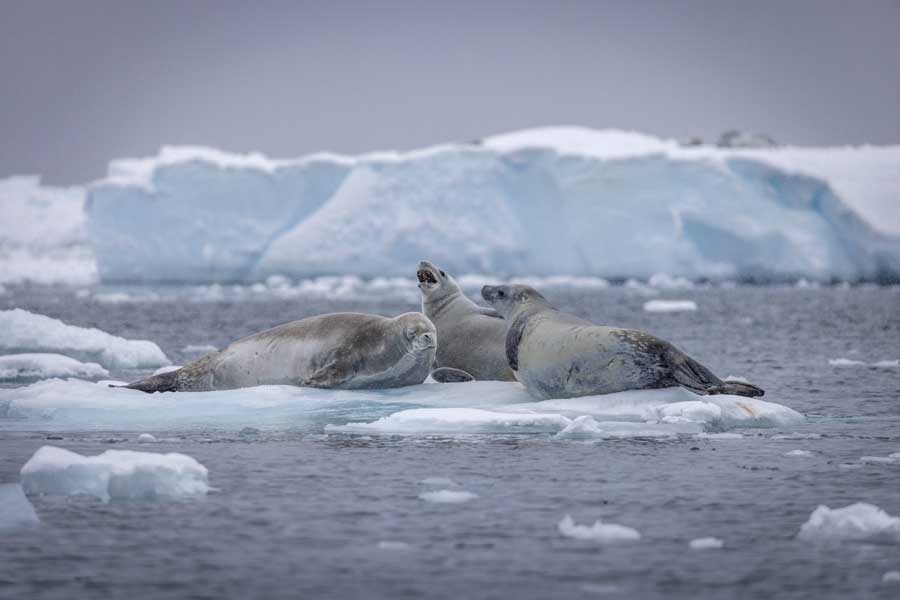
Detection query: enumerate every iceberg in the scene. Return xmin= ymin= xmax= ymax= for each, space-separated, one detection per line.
xmin=0 ymin=378 xmax=803 ymax=433
xmin=0 ymin=353 xmax=109 ymax=382
xmin=557 ymin=514 xmax=641 ymax=542
xmin=0 ymin=309 xmax=169 ymax=369
xmin=797 ymin=503 xmax=900 ymax=544
xmin=0 ymin=483 xmax=40 ymax=528
xmin=20 ymin=446 xmax=209 ymax=501
xmin=79 ymin=127 xmax=900 ymax=283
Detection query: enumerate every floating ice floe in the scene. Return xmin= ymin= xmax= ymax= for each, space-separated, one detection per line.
xmin=784 ymin=449 xmax=814 ymax=457
xmin=0 ymin=379 xmax=804 ymax=434
xmin=689 ymin=537 xmax=724 ymax=550
xmin=859 ymin=455 xmax=898 ymax=465
xmin=0 ymin=309 xmax=169 ymax=369
xmin=642 ymin=300 xmax=698 ymax=313
xmin=20 ymin=446 xmax=209 ymax=501
xmin=695 ymin=432 xmax=743 ymax=440
xmin=0 ymin=353 xmax=108 ymax=382
xmin=797 ymin=503 xmax=900 ymax=544
xmin=377 ymin=541 xmax=411 ymax=551
xmin=137 ymin=433 xmax=157 ymax=442
xmin=0 ymin=483 xmax=40 ymax=528
xmin=558 ymin=515 xmax=641 ymax=543
xmin=884 ymin=571 xmax=900 ymax=584
xmin=419 ymin=489 xmax=478 ymax=504
xmin=828 ymin=358 xmax=898 ymax=368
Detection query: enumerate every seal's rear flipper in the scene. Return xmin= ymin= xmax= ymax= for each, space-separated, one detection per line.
xmin=707 ymin=381 xmax=765 ymax=398
xmin=431 ymin=367 xmax=475 ymax=383
xmin=116 ymin=370 xmax=180 ymax=394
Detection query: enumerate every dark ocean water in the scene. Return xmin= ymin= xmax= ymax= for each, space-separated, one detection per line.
xmin=1 ymin=284 xmax=899 ymax=599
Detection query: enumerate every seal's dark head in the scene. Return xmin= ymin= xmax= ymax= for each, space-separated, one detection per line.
xmin=480 ymin=284 xmax=545 ymax=318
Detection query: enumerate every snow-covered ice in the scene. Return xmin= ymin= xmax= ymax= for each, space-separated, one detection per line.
xmin=20 ymin=446 xmax=209 ymax=501
xmin=828 ymin=358 xmax=867 ymax=367
xmin=689 ymin=537 xmax=724 ymax=549
xmin=0 ymin=353 xmax=108 ymax=382
xmin=0 ymin=379 xmax=804 ymax=433
xmin=557 ymin=515 xmax=641 ymax=542
xmin=643 ymin=300 xmax=698 ymax=313
xmin=797 ymin=503 xmax=900 ymax=544
xmin=695 ymin=432 xmax=743 ymax=440
xmin=52 ymin=128 xmax=898 ymax=283
xmin=0 ymin=483 xmax=40 ymax=528
xmin=137 ymin=433 xmax=157 ymax=443
xmin=419 ymin=489 xmax=478 ymax=504
xmin=0 ymin=309 xmax=169 ymax=369
xmin=884 ymin=571 xmax=900 ymax=584
xmin=784 ymin=449 xmax=814 ymax=457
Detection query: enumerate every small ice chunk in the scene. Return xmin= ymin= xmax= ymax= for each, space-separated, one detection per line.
xmin=642 ymin=300 xmax=698 ymax=313
xmin=883 ymin=571 xmax=900 ymax=584
xmin=784 ymin=449 xmax=813 ymax=457
xmin=152 ymin=365 xmax=181 ymax=376
xmin=0 ymin=483 xmax=40 ymax=528
xmin=771 ymin=433 xmax=822 ymax=440
xmin=558 ymin=514 xmax=640 ymax=543
xmin=20 ymin=446 xmax=209 ymax=501
xmin=137 ymin=433 xmax=157 ymax=442
xmin=859 ymin=456 xmax=897 ymax=465
xmin=873 ymin=360 xmax=899 ymax=368
xmin=419 ymin=489 xmax=478 ymax=504
xmin=647 ymin=273 xmax=694 ymax=290
xmin=377 ymin=541 xmax=411 ymax=550
xmin=420 ymin=477 xmax=457 ymax=487
xmin=689 ymin=537 xmax=724 ymax=550
xmin=555 ymin=415 xmax=689 ymax=439
xmin=695 ymin=432 xmax=743 ymax=440
xmin=828 ymin=358 xmax=867 ymax=367
xmin=798 ymin=503 xmax=900 ymax=543
xmin=0 ymin=353 xmax=108 ymax=381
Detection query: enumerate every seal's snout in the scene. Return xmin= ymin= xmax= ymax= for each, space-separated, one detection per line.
xmin=416 ymin=260 xmax=438 ymax=285
xmin=481 ymin=285 xmax=505 ymax=303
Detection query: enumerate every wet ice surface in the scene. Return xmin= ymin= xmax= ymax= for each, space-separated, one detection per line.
xmin=1 ymin=285 xmax=899 ymax=599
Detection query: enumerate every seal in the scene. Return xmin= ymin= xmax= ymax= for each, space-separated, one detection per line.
xmin=417 ymin=260 xmax=516 ymax=382
xmin=121 ymin=312 xmax=436 ymax=392
xmin=481 ymin=284 xmax=764 ymax=400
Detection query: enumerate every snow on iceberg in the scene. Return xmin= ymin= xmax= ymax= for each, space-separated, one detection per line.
xmin=0 ymin=309 xmax=169 ymax=369
xmin=0 ymin=379 xmax=803 ymax=433
xmin=0 ymin=353 xmax=108 ymax=382
xmin=0 ymin=483 xmax=40 ymax=528
xmin=85 ymin=127 xmax=900 ymax=283
xmin=20 ymin=446 xmax=209 ymax=501
xmin=797 ymin=503 xmax=900 ymax=544
xmin=557 ymin=514 xmax=641 ymax=542
xmin=0 ymin=176 xmax=96 ymax=285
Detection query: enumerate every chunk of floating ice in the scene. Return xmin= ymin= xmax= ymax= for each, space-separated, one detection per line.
xmin=642 ymin=300 xmax=698 ymax=313
xmin=137 ymin=433 xmax=157 ymax=442
xmin=873 ymin=360 xmax=899 ymax=368
xmin=0 ymin=483 xmax=40 ymax=528
xmin=558 ymin=515 xmax=640 ymax=542
xmin=0 ymin=353 xmax=108 ymax=382
xmin=689 ymin=537 xmax=724 ymax=550
xmin=884 ymin=571 xmax=900 ymax=584
xmin=0 ymin=309 xmax=169 ymax=369
xmin=784 ymin=449 xmax=813 ymax=457
xmin=419 ymin=489 xmax=477 ymax=503
xmin=828 ymin=358 xmax=867 ymax=367
xmin=420 ymin=477 xmax=457 ymax=487
xmin=798 ymin=503 xmax=900 ymax=544
xmin=859 ymin=456 xmax=897 ymax=465
xmin=556 ymin=415 xmax=698 ymax=439
xmin=377 ymin=541 xmax=411 ymax=550
xmin=20 ymin=446 xmax=209 ymax=501
xmin=771 ymin=433 xmax=822 ymax=440
xmin=695 ymin=432 xmax=743 ymax=440
xmin=0 ymin=379 xmax=803 ymax=433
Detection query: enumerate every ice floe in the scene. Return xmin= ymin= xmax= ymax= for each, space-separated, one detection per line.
xmin=642 ymin=300 xmax=698 ymax=313
xmin=0 ymin=309 xmax=169 ymax=369
xmin=557 ymin=515 xmax=641 ymax=542
xmin=419 ymin=489 xmax=478 ymax=504
xmin=0 ymin=379 xmax=804 ymax=433
xmin=0 ymin=483 xmax=40 ymax=528
xmin=20 ymin=446 xmax=209 ymax=501
xmin=797 ymin=503 xmax=900 ymax=544
xmin=884 ymin=571 xmax=900 ymax=584
xmin=828 ymin=358 xmax=898 ymax=368
xmin=0 ymin=353 xmax=108 ymax=382
xmin=784 ymin=450 xmax=814 ymax=457
xmin=688 ymin=537 xmax=724 ymax=550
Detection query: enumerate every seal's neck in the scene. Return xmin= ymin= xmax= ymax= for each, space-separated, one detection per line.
xmin=508 ymin=298 xmax=556 ymax=325
xmin=422 ymin=290 xmax=466 ymax=319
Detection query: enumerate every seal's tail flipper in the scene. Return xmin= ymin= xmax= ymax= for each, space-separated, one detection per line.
xmin=116 ymin=369 xmax=180 ymax=393
xmin=431 ymin=367 xmax=475 ymax=383
xmin=707 ymin=381 xmax=765 ymax=398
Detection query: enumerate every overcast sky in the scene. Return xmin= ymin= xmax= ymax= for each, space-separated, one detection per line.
xmin=2 ymin=0 xmax=899 ymax=184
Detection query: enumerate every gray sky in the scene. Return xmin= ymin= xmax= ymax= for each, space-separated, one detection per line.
xmin=2 ymin=0 xmax=899 ymax=185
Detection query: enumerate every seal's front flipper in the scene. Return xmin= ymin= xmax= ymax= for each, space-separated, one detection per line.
xmin=474 ymin=307 xmax=504 ymax=320
xmin=303 ymin=348 xmax=357 ymax=388
xmin=431 ymin=367 xmax=475 ymax=383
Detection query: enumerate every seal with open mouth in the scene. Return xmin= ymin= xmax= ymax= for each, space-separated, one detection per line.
xmin=417 ymin=260 xmax=516 ymax=382
xmin=119 ymin=312 xmax=437 ymax=392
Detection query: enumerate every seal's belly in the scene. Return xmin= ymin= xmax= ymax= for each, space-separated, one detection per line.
xmin=210 ymin=337 xmax=325 ymax=389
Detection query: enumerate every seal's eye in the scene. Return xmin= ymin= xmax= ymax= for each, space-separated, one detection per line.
xmin=439 ymin=270 xmax=446 ymax=277
xmin=498 ymin=290 xmax=506 ymax=298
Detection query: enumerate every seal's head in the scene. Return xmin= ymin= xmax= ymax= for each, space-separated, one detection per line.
xmin=416 ymin=260 xmax=460 ymax=303
xmin=481 ymin=284 xmax=546 ymax=318
xmin=394 ymin=312 xmax=437 ymax=353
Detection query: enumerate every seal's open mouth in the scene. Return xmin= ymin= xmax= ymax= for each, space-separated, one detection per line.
xmin=417 ymin=269 xmax=437 ymax=284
